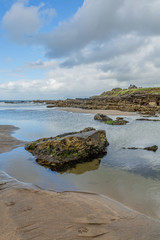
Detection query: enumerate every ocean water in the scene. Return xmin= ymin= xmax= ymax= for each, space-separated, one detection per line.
xmin=0 ymin=101 xmax=160 ymax=219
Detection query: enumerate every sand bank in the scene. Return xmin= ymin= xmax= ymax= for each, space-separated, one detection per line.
xmin=0 ymin=125 xmax=160 ymax=240
xmin=0 ymin=125 xmax=24 ymax=153
xmin=58 ymin=107 xmax=138 ymax=116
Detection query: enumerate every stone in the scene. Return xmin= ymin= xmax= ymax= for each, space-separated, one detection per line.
xmin=105 ymin=119 xmax=128 ymax=125
xmin=94 ymin=113 xmax=112 ymax=121
xmin=136 ymin=118 xmax=160 ymax=122
xmin=149 ymin=102 xmax=157 ymax=107
xmin=123 ymin=145 xmax=158 ymax=152
xmin=25 ymin=128 xmax=109 ymax=172
xmin=144 ymin=145 xmax=158 ymax=152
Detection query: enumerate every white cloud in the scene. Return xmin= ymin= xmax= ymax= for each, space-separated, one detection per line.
xmin=37 ymin=0 xmax=160 ymax=59
xmin=2 ymin=1 xmax=56 ymax=43
xmin=2 ymin=0 xmax=160 ymax=99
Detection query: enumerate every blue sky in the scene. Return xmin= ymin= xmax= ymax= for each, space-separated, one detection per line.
xmin=1 ymin=0 xmax=160 ymax=99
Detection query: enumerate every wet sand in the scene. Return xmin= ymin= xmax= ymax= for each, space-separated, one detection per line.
xmin=0 ymin=125 xmax=160 ymax=240
xmin=0 ymin=125 xmax=24 ymax=153
xmin=58 ymin=107 xmax=138 ymax=116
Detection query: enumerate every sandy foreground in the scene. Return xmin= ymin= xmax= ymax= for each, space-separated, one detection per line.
xmin=0 ymin=125 xmax=160 ymax=240
xmin=58 ymin=107 xmax=138 ymax=116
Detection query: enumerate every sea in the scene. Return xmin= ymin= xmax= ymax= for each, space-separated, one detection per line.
xmin=0 ymin=100 xmax=160 ymax=220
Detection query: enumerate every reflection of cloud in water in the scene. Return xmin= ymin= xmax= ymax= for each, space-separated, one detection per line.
xmin=64 ymin=158 xmax=101 ymax=175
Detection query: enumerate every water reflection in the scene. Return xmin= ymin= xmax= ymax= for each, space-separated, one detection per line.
xmin=63 ymin=158 xmax=101 ymax=174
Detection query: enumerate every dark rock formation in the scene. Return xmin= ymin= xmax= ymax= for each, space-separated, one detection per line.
xmin=123 ymin=145 xmax=158 ymax=152
xmin=136 ymin=118 xmax=160 ymax=122
xmin=25 ymin=128 xmax=109 ymax=171
xmin=144 ymin=145 xmax=158 ymax=152
xmin=35 ymin=87 xmax=160 ymax=114
xmin=105 ymin=119 xmax=128 ymax=125
xmin=94 ymin=113 xmax=112 ymax=121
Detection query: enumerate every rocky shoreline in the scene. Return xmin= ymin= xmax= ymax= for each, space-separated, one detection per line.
xmin=34 ymin=87 xmax=160 ymax=115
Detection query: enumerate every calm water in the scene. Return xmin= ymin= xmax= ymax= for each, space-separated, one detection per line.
xmin=0 ymin=102 xmax=160 ymax=219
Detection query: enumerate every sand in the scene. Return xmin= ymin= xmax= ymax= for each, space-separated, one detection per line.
xmin=0 ymin=125 xmax=160 ymax=240
xmin=58 ymin=107 xmax=138 ymax=116
xmin=0 ymin=125 xmax=24 ymax=153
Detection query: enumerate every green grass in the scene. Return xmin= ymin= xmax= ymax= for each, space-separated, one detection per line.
xmin=99 ymin=87 xmax=160 ymax=97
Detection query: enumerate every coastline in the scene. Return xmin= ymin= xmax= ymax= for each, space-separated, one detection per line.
xmin=1 ymin=125 xmax=160 ymax=239
xmin=57 ymin=107 xmax=139 ymax=116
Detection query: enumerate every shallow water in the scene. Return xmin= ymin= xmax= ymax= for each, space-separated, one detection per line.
xmin=0 ymin=102 xmax=160 ymax=219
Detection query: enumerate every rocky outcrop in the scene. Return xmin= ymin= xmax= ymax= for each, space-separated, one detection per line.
xmin=94 ymin=113 xmax=112 ymax=121
xmin=25 ymin=128 xmax=109 ymax=171
xmin=105 ymin=117 xmax=129 ymax=125
xmin=34 ymin=87 xmax=160 ymax=114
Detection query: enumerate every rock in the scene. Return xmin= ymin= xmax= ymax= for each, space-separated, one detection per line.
xmin=140 ymin=110 xmax=156 ymax=116
xmin=105 ymin=119 xmax=128 ymax=125
xmin=149 ymin=102 xmax=157 ymax=107
xmin=47 ymin=105 xmax=55 ymax=108
xmin=123 ymin=145 xmax=158 ymax=152
xmin=116 ymin=117 xmax=124 ymax=120
xmin=94 ymin=113 xmax=112 ymax=121
xmin=136 ymin=118 xmax=160 ymax=122
xmin=144 ymin=145 xmax=158 ymax=152
xmin=25 ymin=128 xmax=109 ymax=172
xmin=33 ymin=87 xmax=160 ymax=114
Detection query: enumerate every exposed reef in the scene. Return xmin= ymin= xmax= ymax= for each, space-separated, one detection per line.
xmin=25 ymin=127 xmax=109 ymax=172
xmin=94 ymin=114 xmax=128 ymax=125
xmin=34 ymin=87 xmax=160 ymax=115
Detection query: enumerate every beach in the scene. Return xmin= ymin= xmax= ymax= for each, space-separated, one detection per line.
xmin=0 ymin=125 xmax=160 ymax=240
xmin=58 ymin=107 xmax=139 ymax=116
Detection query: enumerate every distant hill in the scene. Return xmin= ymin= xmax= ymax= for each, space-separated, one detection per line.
xmin=96 ymin=87 xmax=160 ymax=98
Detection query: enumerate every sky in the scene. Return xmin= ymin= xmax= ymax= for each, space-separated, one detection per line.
xmin=1 ymin=0 xmax=160 ymax=100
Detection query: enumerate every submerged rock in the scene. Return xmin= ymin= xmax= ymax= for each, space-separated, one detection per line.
xmin=105 ymin=119 xmax=128 ymax=125
xmin=94 ymin=113 xmax=112 ymax=121
xmin=25 ymin=128 xmax=109 ymax=171
xmin=123 ymin=145 xmax=158 ymax=152
xmin=136 ymin=118 xmax=160 ymax=122
xmin=144 ymin=145 xmax=158 ymax=152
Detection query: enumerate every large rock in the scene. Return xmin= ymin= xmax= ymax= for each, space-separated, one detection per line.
xmin=94 ymin=113 xmax=112 ymax=121
xmin=25 ymin=128 xmax=109 ymax=171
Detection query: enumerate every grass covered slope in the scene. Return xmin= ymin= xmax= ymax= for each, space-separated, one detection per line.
xmin=99 ymin=87 xmax=160 ymax=97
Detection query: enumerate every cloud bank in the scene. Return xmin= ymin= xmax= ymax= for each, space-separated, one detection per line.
xmin=2 ymin=0 xmax=160 ymax=99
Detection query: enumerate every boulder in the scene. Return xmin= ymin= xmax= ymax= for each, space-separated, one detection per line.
xmin=144 ymin=145 xmax=158 ymax=152
xmin=25 ymin=128 xmax=109 ymax=172
xmin=105 ymin=119 xmax=129 ymax=125
xmin=94 ymin=113 xmax=112 ymax=121
xmin=123 ymin=145 xmax=158 ymax=152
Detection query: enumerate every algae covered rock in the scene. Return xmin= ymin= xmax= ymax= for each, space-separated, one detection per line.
xmin=94 ymin=113 xmax=112 ymax=121
xmin=25 ymin=128 xmax=109 ymax=172
xmin=105 ymin=118 xmax=128 ymax=125
xmin=123 ymin=145 xmax=158 ymax=152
